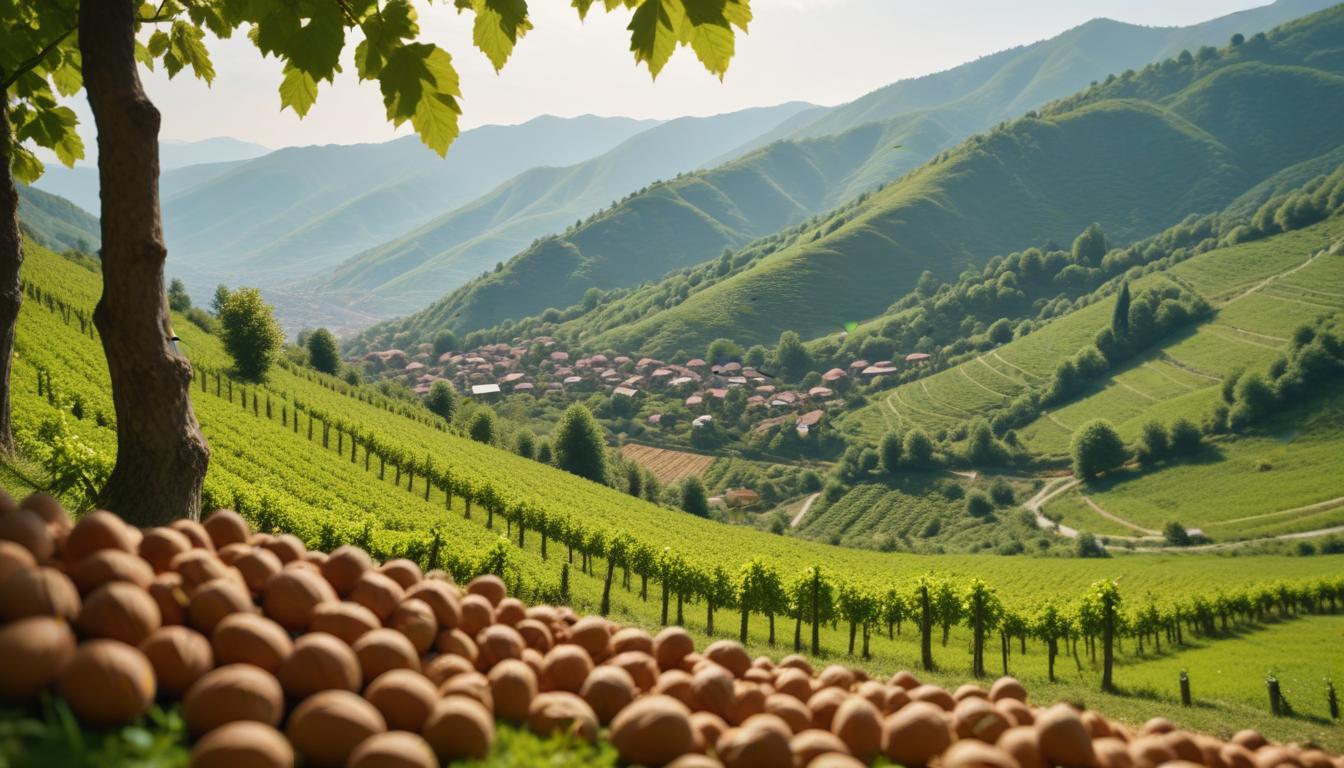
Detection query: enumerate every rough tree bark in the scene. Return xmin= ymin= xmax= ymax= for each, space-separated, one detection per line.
xmin=0 ymin=94 xmax=21 ymax=454
xmin=81 ymin=0 xmax=209 ymax=524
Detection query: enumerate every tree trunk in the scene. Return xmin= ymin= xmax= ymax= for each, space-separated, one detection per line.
xmin=1047 ymin=638 xmax=1057 ymax=682
xmin=82 ymin=0 xmax=209 ymax=524
xmin=0 ymin=94 xmax=21 ymax=454
xmin=600 ymin=557 xmax=614 ymax=616
xmin=661 ymin=578 xmax=669 ymax=625
xmin=768 ymin=612 xmax=775 ymax=645
xmin=739 ymin=604 xmax=749 ymax=644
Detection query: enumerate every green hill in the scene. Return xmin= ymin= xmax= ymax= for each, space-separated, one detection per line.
xmin=16 ymin=235 xmax=1344 ymax=748
xmin=303 ymin=103 xmax=816 ymax=318
xmin=355 ymin=0 xmax=1337 ymax=350
xmin=16 ymin=186 xmax=99 ymax=253
xmin=561 ymin=8 xmax=1344 ymax=357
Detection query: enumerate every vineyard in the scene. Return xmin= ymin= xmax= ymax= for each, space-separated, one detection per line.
xmin=619 ymin=444 xmax=716 ymax=485
xmin=9 ymin=243 xmax=1344 ymax=748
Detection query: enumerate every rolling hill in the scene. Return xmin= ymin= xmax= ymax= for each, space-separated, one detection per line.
xmin=552 ymin=7 xmax=1344 ymax=358
xmin=15 ymin=186 xmax=100 ymax=253
xmin=355 ymin=0 xmax=1339 ymax=349
xmin=158 ymin=115 xmax=660 ymax=296
xmin=302 ymin=102 xmax=817 ymax=318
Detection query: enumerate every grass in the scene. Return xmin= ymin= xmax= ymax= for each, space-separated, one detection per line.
xmin=1046 ymin=389 xmax=1344 ymax=540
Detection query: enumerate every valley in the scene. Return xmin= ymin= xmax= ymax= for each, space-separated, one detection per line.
xmin=5 ymin=0 xmax=1344 ymax=765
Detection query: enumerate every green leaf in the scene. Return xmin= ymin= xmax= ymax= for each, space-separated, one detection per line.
xmin=147 ymin=30 xmax=170 ymax=58
xmin=679 ymin=0 xmax=732 ymax=78
xmin=356 ymin=0 xmax=419 ymax=80
xmin=470 ymin=0 xmax=532 ymax=72
xmin=628 ymin=0 xmax=684 ymax=78
xmin=51 ymin=51 xmax=83 ymax=97
xmin=165 ymin=21 xmax=214 ymax=83
xmin=11 ymin=145 xmax=45 ymax=186
xmin=572 ymin=0 xmax=596 ymax=19
xmin=279 ymin=65 xmax=318 ymax=117
xmin=378 ymin=43 xmax=461 ymax=156
xmin=134 ymin=38 xmax=154 ymax=70
xmin=722 ymin=0 xmax=750 ymax=31
xmin=286 ymin=3 xmax=345 ymax=83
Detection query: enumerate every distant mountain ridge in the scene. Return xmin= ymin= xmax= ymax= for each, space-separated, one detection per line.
xmin=303 ymin=102 xmax=817 ymax=318
xmin=357 ymin=0 xmax=1337 ymax=349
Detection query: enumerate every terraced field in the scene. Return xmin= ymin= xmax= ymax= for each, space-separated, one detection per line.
xmin=845 ymin=220 xmax=1344 ymax=451
xmin=619 ymin=443 xmax=716 ymax=484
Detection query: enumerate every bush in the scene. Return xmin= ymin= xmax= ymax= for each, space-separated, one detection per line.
xmin=1134 ymin=420 xmax=1169 ymax=466
xmin=878 ymin=430 xmax=902 ymax=475
xmin=903 ymin=429 xmax=934 ymax=466
xmin=218 ymin=287 xmax=284 ymax=380
xmin=426 ymin=380 xmax=458 ymax=421
xmin=514 ymin=430 xmax=537 ymax=460
xmin=989 ymin=478 xmax=1014 ymax=506
xmin=468 ymin=409 xmax=496 ymax=444
xmin=1169 ymin=418 xmax=1202 ymax=455
xmin=1163 ymin=521 xmax=1191 ymax=547
xmin=1074 ymin=532 xmax=1108 ymax=558
xmin=965 ymin=491 xmax=994 ymax=518
xmin=1071 ymin=419 xmax=1128 ymax=480
xmin=306 ymin=328 xmax=341 ymax=375
xmin=680 ymin=476 xmax=710 ymax=518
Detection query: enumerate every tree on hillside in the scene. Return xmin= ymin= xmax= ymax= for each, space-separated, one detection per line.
xmin=775 ymin=330 xmax=811 ymax=381
xmin=1072 ymin=223 xmax=1107 ymax=266
xmin=210 ymin=285 xmax=231 ymax=316
xmin=426 ymin=380 xmax=457 ymax=422
xmin=218 ymin=288 xmax=283 ymax=381
xmin=167 ymin=279 xmax=192 ymax=312
xmin=468 ymin=408 xmax=496 ymax=445
xmin=878 ymin=430 xmax=902 ymax=475
xmin=432 ymin=330 xmax=458 ymax=357
xmin=680 ymin=475 xmax=709 ymax=518
xmin=707 ymin=337 xmax=742 ymax=364
xmin=903 ymin=428 xmax=934 ymax=467
xmin=1111 ymin=281 xmax=1131 ymax=338
xmin=553 ymin=403 xmax=607 ymax=484
xmin=1071 ymin=418 xmax=1127 ymax=480
xmin=306 ymin=328 xmax=341 ymax=376
xmin=1 ymin=0 xmax=754 ymax=523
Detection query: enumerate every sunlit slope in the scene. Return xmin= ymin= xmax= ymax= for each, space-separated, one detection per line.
xmin=838 ymin=220 xmax=1344 ymax=445
xmin=15 ymin=242 xmax=1344 ymax=607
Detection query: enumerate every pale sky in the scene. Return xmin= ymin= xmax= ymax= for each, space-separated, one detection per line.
xmin=70 ymin=0 xmax=1270 ymax=151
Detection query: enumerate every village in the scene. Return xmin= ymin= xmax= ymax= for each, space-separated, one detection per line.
xmin=357 ymin=335 xmax=933 ymax=445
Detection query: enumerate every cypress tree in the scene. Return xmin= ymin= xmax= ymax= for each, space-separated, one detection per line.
xmin=1112 ymin=281 xmax=1131 ymax=338
xmin=552 ymin=403 xmax=608 ymax=484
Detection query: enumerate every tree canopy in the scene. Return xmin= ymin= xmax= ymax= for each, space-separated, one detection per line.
xmin=552 ymin=403 xmax=608 ymax=484
xmin=218 ymin=287 xmax=284 ymax=381
xmin=305 ymin=328 xmax=341 ymax=375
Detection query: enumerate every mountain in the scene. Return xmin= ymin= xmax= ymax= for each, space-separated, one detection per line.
xmin=158 ymin=137 xmax=270 ymax=169
xmin=564 ymin=10 xmax=1344 ymax=357
xmin=361 ymin=0 xmax=1336 ymax=348
xmin=16 ymin=186 xmax=100 ymax=253
xmin=304 ymin=103 xmax=816 ymax=318
xmin=160 ymin=115 xmax=660 ymax=297
xmin=28 ymin=137 xmax=272 ymax=213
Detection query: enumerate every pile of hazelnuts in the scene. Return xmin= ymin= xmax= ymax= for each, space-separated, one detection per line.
xmin=1 ymin=489 xmax=1341 ymax=768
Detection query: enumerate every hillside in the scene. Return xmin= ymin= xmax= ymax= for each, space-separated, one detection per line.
xmin=156 ymin=115 xmax=659 ymax=308
xmin=16 ymin=186 xmax=99 ymax=253
xmin=560 ymin=8 xmax=1344 ymax=358
xmin=355 ymin=0 xmax=1337 ymax=348
xmin=14 ymin=236 xmax=1344 ymax=752
xmin=304 ymin=102 xmax=816 ymax=318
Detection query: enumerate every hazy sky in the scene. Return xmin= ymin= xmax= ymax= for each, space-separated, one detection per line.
xmin=70 ymin=0 xmax=1270 ymax=151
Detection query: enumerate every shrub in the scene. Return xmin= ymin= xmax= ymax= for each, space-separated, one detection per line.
xmin=468 ymin=408 xmax=496 ymax=444
xmin=903 ymin=429 xmax=934 ymax=466
xmin=965 ymin=491 xmax=994 ymax=518
xmin=1134 ymin=420 xmax=1169 ymax=466
xmin=680 ymin=476 xmax=710 ymax=518
xmin=1163 ymin=521 xmax=1191 ymax=547
xmin=1074 ymin=532 xmax=1108 ymax=558
xmin=989 ymin=478 xmax=1014 ymax=506
xmin=305 ymin=328 xmax=341 ymax=375
xmin=1169 ymin=418 xmax=1202 ymax=455
xmin=167 ymin=278 xmax=192 ymax=312
xmin=878 ymin=430 xmax=902 ymax=475
xmin=1071 ymin=419 xmax=1128 ymax=480
xmin=426 ymin=380 xmax=457 ymax=421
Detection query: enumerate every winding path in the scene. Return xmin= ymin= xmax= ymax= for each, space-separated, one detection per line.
xmin=790 ymin=493 xmax=821 ymax=528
